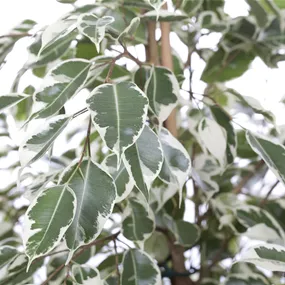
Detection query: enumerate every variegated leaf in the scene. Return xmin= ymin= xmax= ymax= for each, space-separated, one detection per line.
xmin=122 ymin=196 xmax=155 ymax=243
xmin=32 ymin=59 xmax=91 ymax=119
xmin=239 ymin=243 xmax=285 ymax=271
xmin=225 ymin=273 xmax=270 ymax=285
xmin=121 ymin=249 xmax=162 ymax=285
xmin=19 ymin=115 xmax=70 ymax=168
xmin=23 ymin=185 xmax=76 ymax=269
xmin=59 ymin=159 xmax=116 ymax=257
xmin=0 ymin=246 xmax=19 ymax=270
xmin=72 ymin=265 xmax=104 ymax=285
xmin=158 ymin=127 xmax=191 ymax=205
xmin=118 ymin=17 xmax=140 ymax=41
xmin=123 ymin=125 xmax=163 ymax=200
xmin=210 ymin=105 xmax=237 ymax=164
xmin=102 ymin=153 xmax=134 ymax=203
xmin=39 ymin=19 xmax=76 ymax=57
xmin=246 ymin=131 xmax=285 ymax=187
xmin=86 ymin=82 xmax=148 ymax=162
xmin=235 ymin=205 xmax=285 ymax=243
xmin=198 ymin=118 xmax=227 ymax=166
xmin=145 ymin=66 xmax=179 ymax=124
xmin=147 ymin=0 xmax=166 ymax=11
xmin=0 ymin=94 xmax=29 ymax=113
xmin=77 ymin=13 xmax=114 ymax=52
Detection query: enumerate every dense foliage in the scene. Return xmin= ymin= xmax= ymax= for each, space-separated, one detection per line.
xmin=1 ymin=0 xmax=285 ymax=284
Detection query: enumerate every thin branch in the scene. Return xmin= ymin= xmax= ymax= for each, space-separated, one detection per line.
xmin=113 ymin=239 xmax=121 ymax=284
xmin=41 ymin=232 xmax=120 ymax=285
xmin=233 ymin=160 xmax=265 ymax=194
xmin=260 ymin=180 xmax=280 ymax=207
xmin=105 ymin=53 xmax=125 ymax=83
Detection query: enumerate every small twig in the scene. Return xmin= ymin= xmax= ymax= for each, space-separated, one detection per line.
xmin=105 ymin=53 xmax=125 ymax=83
xmin=41 ymin=263 xmax=65 ymax=285
xmin=41 ymin=232 xmax=120 ymax=285
xmin=233 ymin=160 xmax=265 ymax=194
xmin=260 ymin=180 xmax=280 ymax=207
xmin=113 ymin=239 xmax=121 ymax=284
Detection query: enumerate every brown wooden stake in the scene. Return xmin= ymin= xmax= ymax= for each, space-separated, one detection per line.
xmin=160 ymin=3 xmax=192 ymax=285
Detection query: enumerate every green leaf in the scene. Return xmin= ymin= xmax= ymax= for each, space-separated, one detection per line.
xmin=102 ymin=153 xmax=134 ymax=202
xmin=77 ymin=13 xmax=115 ymax=52
xmin=118 ymin=17 xmax=140 ymax=41
xmin=210 ymin=105 xmax=237 ymax=164
xmin=59 ymin=159 xmax=116 ymax=256
xmin=19 ymin=115 xmax=70 ymax=168
xmin=86 ymin=82 xmax=148 ymax=162
xmin=0 ymin=246 xmax=19 ymax=270
xmin=158 ymin=127 xmax=191 ymax=205
xmin=121 ymin=249 xmax=161 ymax=285
xmin=122 ymin=196 xmax=155 ymax=243
xmin=246 ymin=131 xmax=285 ymax=187
xmin=235 ymin=205 xmax=285 ymax=243
xmin=145 ymin=66 xmax=179 ymax=124
xmin=181 ymin=0 xmax=203 ymax=15
xmin=239 ymin=243 xmax=285 ymax=271
xmin=57 ymin=0 xmax=77 ymax=3
xmin=0 ymin=94 xmax=29 ymax=114
xmin=201 ymin=48 xmax=255 ymax=83
xmin=72 ymin=264 xmax=104 ymax=284
xmin=198 ymin=118 xmax=227 ymax=166
xmin=144 ymin=231 xmax=170 ymax=262
xmin=246 ymin=0 xmax=268 ymax=27
xmin=123 ymin=125 xmax=163 ymax=200
xmin=33 ymin=59 xmax=91 ymax=119
xmin=23 ymin=185 xmax=76 ymax=268
xmin=142 ymin=10 xmax=188 ymax=21
xmin=163 ymin=214 xmax=200 ymax=247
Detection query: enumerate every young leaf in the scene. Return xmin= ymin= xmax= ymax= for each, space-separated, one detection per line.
xmin=158 ymin=127 xmax=191 ymax=205
xmin=145 ymin=66 xmax=179 ymax=124
xmin=0 ymin=246 xmax=19 ymax=270
xmin=122 ymin=196 xmax=155 ymax=243
xmin=23 ymin=185 xmax=76 ymax=269
xmin=86 ymin=82 xmax=148 ymax=162
xmin=33 ymin=59 xmax=91 ymax=119
xmin=246 ymin=131 xmax=285 ymax=187
xmin=72 ymin=264 xmax=104 ymax=285
xmin=59 ymin=159 xmax=116 ymax=256
xmin=102 ymin=153 xmax=135 ymax=202
xmin=118 ymin=17 xmax=140 ymax=41
xmin=19 ymin=115 xmax=70 ymax=168
xmin=235 ymin=205 xmax=285 ymax=243
xmin=210 ymin=105 xmax=237 ymax=164
xmin=77 ymin=13 xmax=115 ymax=52
xmin=198 ymin=118 xmax=227 ymax=166
xmin=239 ymin=243 xmax=285 ymax=271
xmin=0 ymin=94 xmax=29 ymax=114
xmin=147 ymin=0 xmax=166 ymax=11
xmin=121 ymin=249 xmax=162 ymax=285
xmin=123 ymin=125 xmax=163 ymax=200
